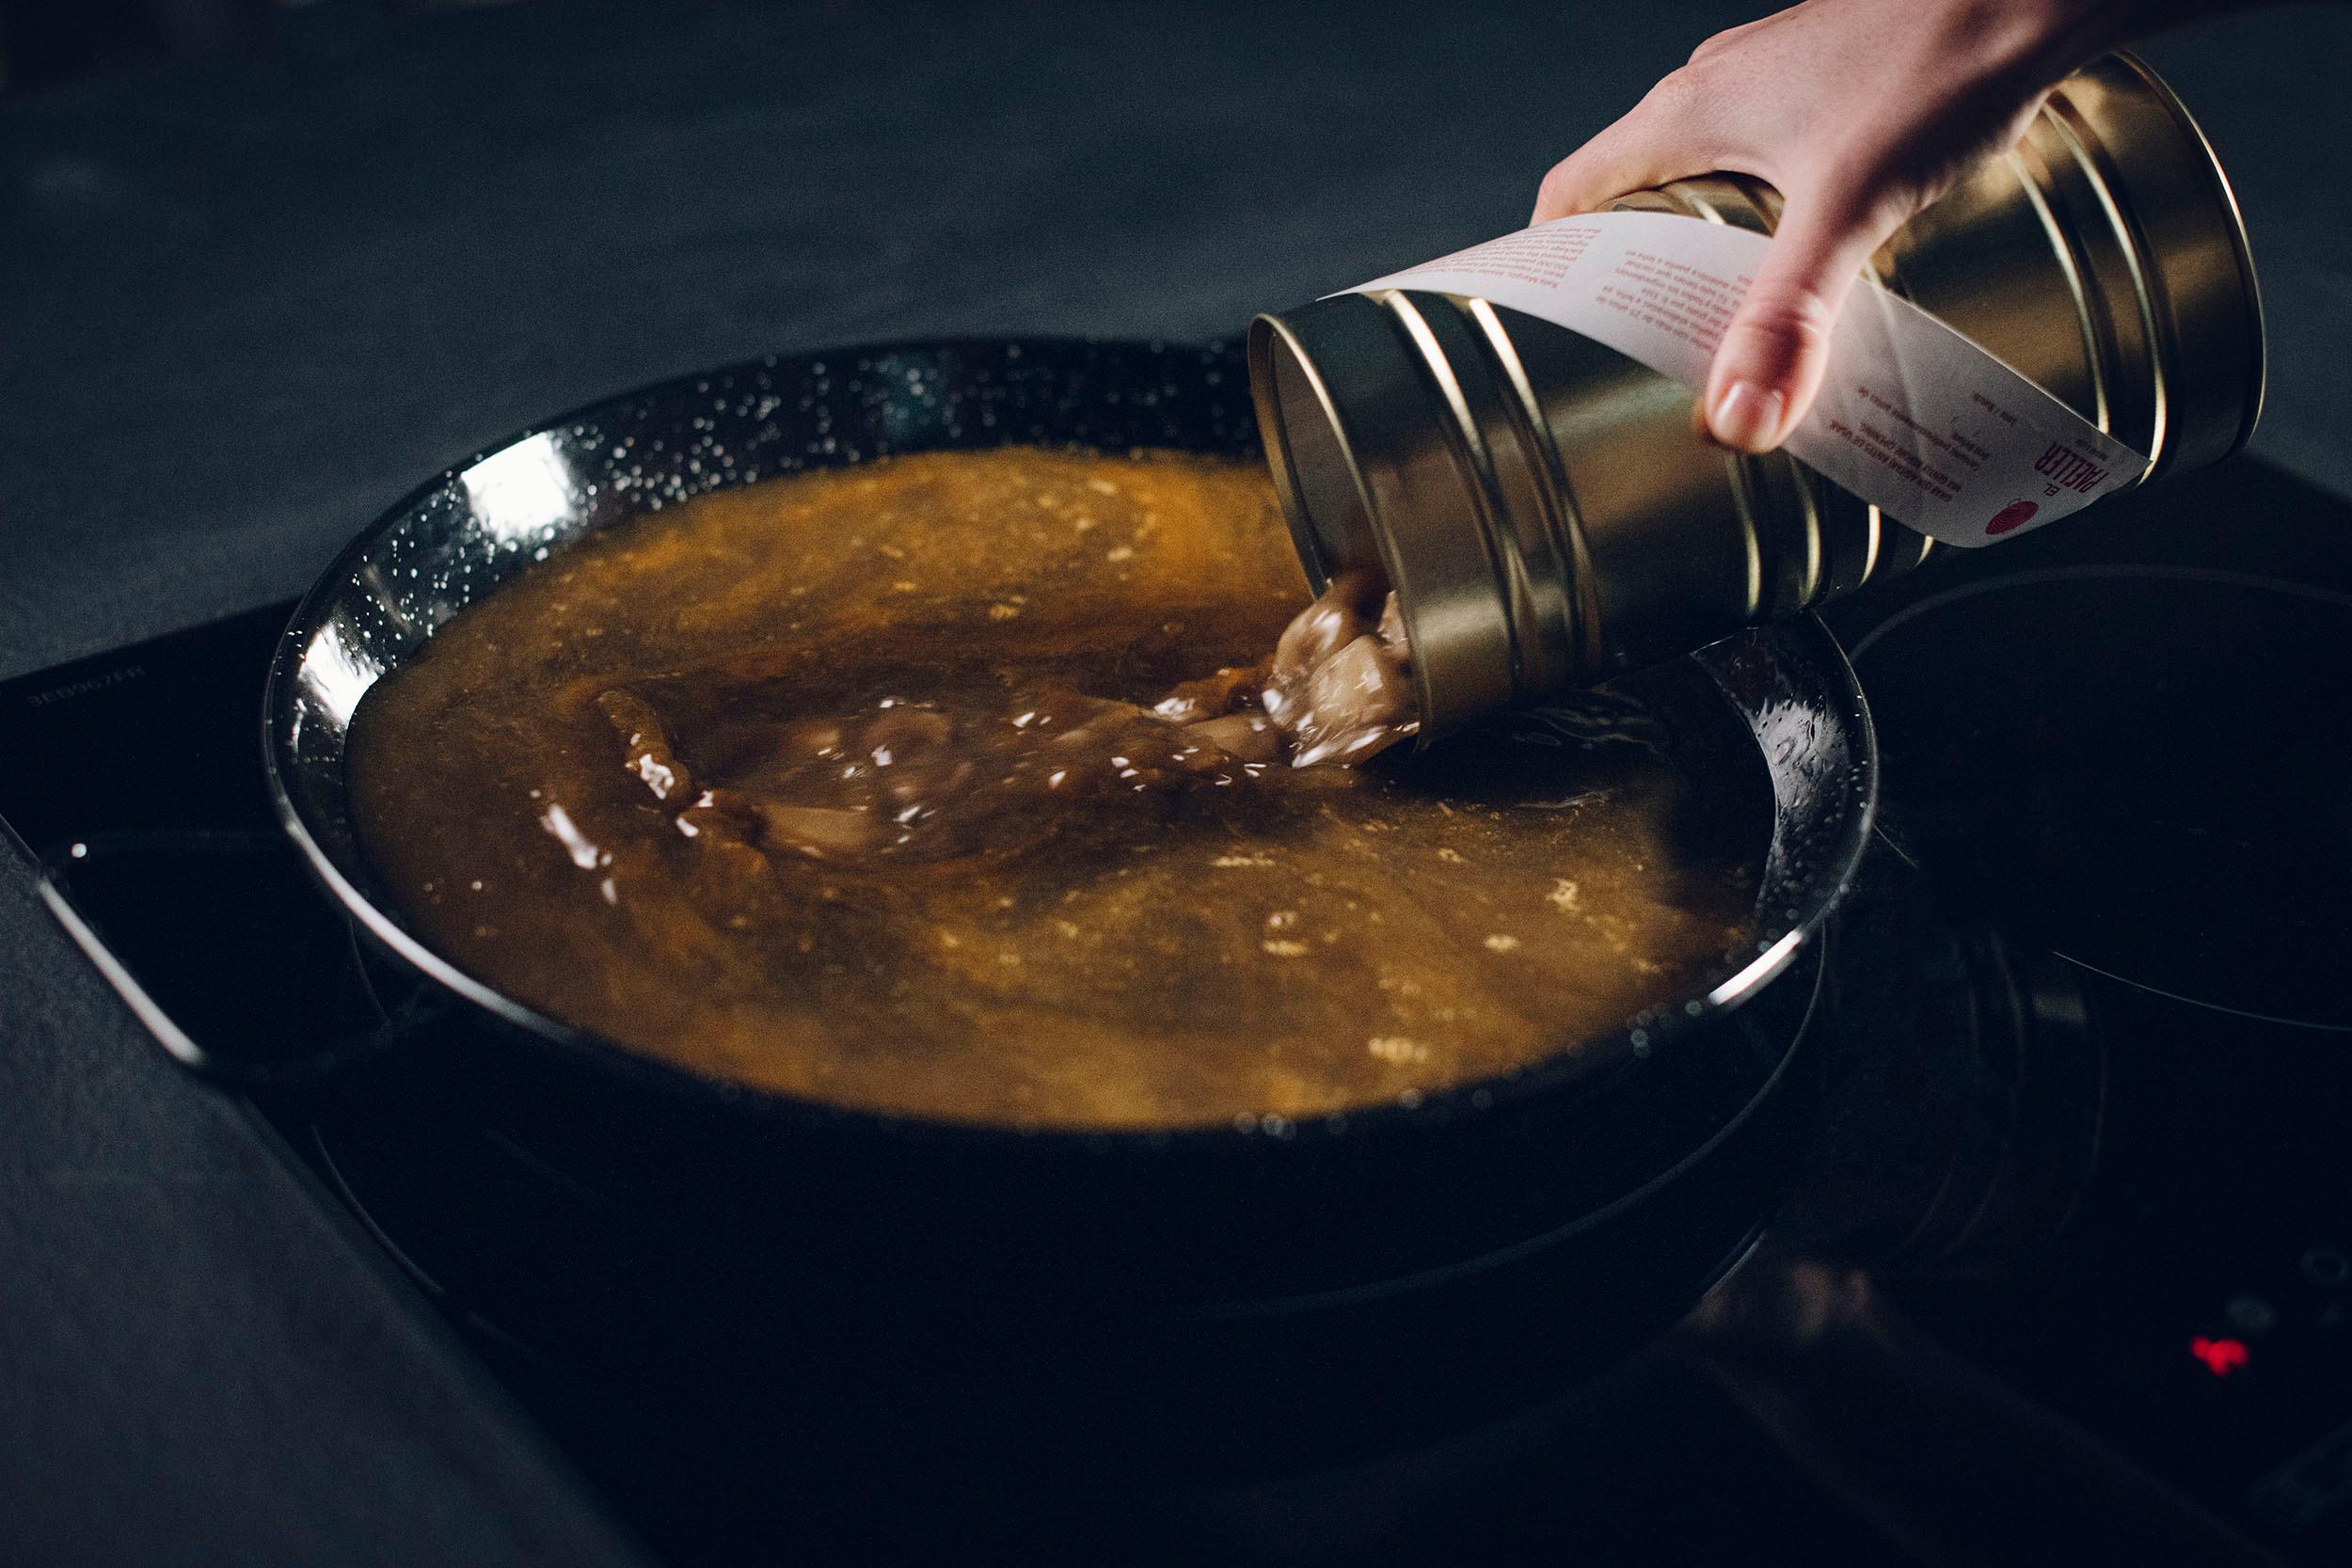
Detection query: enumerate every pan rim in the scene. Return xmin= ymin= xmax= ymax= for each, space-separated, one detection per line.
xmin=263 ymin=333 xmax=1875 ymax=1152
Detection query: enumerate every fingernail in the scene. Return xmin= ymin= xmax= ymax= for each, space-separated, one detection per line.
xmin=1708 ymin=380 xmax=1786 ymax=452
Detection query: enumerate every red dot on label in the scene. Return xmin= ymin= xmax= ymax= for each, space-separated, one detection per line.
xmin=1986 ymin=499 xmax=2040 ymax=537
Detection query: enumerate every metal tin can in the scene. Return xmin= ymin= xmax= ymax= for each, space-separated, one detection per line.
xmin=1247 ymin=53 xmax=2265 ymax=740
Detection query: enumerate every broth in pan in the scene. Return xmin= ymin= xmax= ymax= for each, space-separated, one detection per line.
xmin=346 ymin=448 xmax=1768 ymax=1129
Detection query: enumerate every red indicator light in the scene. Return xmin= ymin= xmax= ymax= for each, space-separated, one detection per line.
xmin=2191 ymin=1336 xmax=2249 ymax=1377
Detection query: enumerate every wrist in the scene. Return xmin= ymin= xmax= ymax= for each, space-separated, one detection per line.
xmin=1947 ymin=0 xmax=2144 ymax=88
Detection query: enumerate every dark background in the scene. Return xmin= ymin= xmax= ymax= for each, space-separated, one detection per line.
xmin=3 ymin=3 xmax=2347 ymax=1562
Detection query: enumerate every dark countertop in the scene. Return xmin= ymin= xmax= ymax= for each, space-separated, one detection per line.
xmin=3 ymin=3 xmax=2347 ymax=1561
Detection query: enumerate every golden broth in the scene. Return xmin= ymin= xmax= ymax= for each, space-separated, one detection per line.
xmin=346 ymin=448 xmax=1764 ymax=1129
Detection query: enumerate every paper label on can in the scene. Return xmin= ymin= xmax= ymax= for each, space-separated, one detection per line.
xmin=1343 ymin=212 xmax=2146 ymax=546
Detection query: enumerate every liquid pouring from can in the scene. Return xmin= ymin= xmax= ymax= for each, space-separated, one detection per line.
xmin=1247 ymin=52 xmax=2264 ymax=743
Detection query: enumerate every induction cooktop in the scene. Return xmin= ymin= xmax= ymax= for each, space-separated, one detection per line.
xmin=4 ymin=456 xmax=2347 ymax=1566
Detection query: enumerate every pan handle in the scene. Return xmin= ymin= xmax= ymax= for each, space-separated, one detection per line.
xmin=38 ymin=831 xmax=453 ymax=1089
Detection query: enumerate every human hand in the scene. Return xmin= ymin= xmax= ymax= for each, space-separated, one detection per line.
xmin=1531 ymin=0 xmax=2135 ymax=452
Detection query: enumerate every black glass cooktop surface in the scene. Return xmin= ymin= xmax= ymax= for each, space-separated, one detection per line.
xmin=4 ymin=457 xmax=2349 ymax=1565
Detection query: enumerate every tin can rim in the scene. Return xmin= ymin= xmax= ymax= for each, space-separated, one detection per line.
xmin=2110 ymin=48 xmax=2267 ymax=461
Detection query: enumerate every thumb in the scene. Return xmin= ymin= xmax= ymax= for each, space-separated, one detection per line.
xmin=1702 ymin=187 xmax=1902 ymax=453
